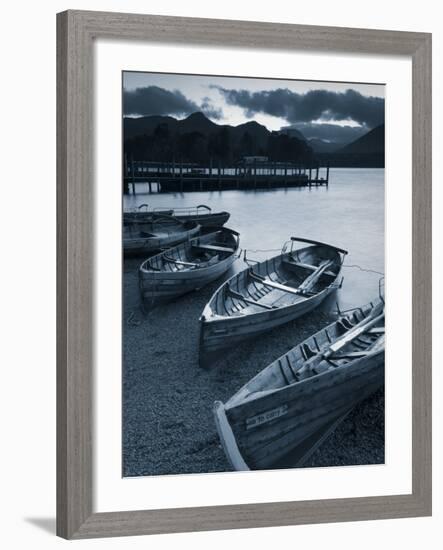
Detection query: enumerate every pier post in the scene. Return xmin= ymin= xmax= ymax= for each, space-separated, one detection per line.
xmin=316 ymin=164 xmax=319 ymax=185
xmin=123 ymin=154 xmax=129 ymax=194
xmin=326 ymin=162 xmax=330 ymax=186
xmin=131 ymin=155 xmax=135 ymax=194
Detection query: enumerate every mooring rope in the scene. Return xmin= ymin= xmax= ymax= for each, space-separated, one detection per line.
xmin=127 ymin=311 xmax=141 ymax=326
xmin=342 ymin=264 xmax=384 ymax=277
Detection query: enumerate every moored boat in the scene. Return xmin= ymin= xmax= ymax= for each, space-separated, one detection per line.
xmin=214 ymin=299 xmax=385 ymax=470
xmin=124 ymin=204 xmax=230 ymax=227
xmin=199 ymin=237 xmax=348 ymax=367
xmin=139 ymin=228 xmax=241 ymax=310
xmin=123 ymin=215 xmax=200 ymax=256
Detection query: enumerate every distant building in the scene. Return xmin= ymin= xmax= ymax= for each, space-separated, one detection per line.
xmin=242 ymin=155 xmax=269 ymax=164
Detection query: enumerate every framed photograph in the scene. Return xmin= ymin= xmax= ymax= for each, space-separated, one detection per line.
xmin=57 ymin=10 xmax=432 ymax=539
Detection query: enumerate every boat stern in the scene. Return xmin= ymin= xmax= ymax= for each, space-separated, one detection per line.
xmin=213 ymin=401 xmax=249 ymax=471
xmin=198 ymin=315 xmax=217 ymax=369
xmin=198 ymin=313 xmax=231 ymax=368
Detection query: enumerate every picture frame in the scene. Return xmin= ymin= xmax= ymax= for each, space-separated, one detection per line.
xmin=56 ymin=9 xmax=432 ymax=539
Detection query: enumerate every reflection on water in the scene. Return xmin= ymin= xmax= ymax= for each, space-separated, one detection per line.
xmin=123 ymin=168 xmax=384 ymax=311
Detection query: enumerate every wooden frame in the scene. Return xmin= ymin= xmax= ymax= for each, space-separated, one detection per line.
xmin=57 ymin=10 xmax=432 ymax=539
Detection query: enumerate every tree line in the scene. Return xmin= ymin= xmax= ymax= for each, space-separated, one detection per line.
xmin=124 ymin=123 xmax=314 ymax=165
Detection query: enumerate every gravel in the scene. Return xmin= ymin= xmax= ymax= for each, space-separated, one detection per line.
xmin=123 ymin=257 xmax=384 ymax=477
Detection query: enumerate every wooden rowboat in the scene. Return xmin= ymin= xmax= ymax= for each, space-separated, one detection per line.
xmin=123 ymin=215 xmax=200 ymax=256
xmin=199 ymin=237 xmax=348 ymax=368
xmin=139 ymin=228 xmax=241 ymax=310
xmin=124 ymin=204 xmax=230 ymax=227
xmin=214 ymin=299 xmax=385 ymax=470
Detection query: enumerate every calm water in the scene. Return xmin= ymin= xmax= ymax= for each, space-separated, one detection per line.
xmin=123 ymin=168 xmax=384 ymax=311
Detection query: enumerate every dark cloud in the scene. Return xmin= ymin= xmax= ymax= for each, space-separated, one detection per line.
xmin=213 ymin=86 xmax=384 ymax=128
xmin=286 ymin=122 xmax=369 ymax=144
xmin=200 ymin=96 xmax=223 ymax=120
xmin=123 ymin=86 xmax=223 ymax=119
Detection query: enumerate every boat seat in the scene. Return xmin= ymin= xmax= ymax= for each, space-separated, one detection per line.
xmin=368 ymin=327 xmax=385 ymax=334
xmin=286 ymin=258 xmax=335 ymax=278
xmin=193 ymin=243 xmax=234 ymax=254
xmin=163 ymin=255 xmax=199 ymax=268
xmin=226 ymin=286 xmax=276 ymax=310
xmin=250 ymin=271 xmax=310 ymax=296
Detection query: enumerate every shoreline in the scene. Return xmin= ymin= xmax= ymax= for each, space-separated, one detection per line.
xmin=123 ymin=256 xmax=384 ymax=477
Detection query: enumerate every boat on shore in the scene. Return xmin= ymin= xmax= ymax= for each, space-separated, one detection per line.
xmin=199 ymin=237 xmax=348 ymax=368
xmin=123 ymin=215 xmax=200 ymax=256
xmin=124 ymin=204 xmax=230 ymax=227
xmin=213 ymin=299 xmax=385 ymax=470
xmin=139 ymin=228 xmax=241 ymax=310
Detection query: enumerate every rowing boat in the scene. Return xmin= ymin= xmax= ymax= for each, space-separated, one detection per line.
xmin=199 ymin=237 xmax=348 ymax=367
xmin=214 ymin=299 xmax=385 ymax=470
xmin=123 ymin=215 xmax=200 ymax=255
xmin=124 ymin=204 xmax=230 ymax=227
xmin=139 ymin=228 xmax=241 ymax=310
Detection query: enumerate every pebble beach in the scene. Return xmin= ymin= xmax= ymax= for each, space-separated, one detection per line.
xmin=123 ymin=256 xmax=384 ymax=477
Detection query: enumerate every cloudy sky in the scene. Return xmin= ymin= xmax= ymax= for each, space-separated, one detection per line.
xmin=123 ymin=71 xmax=385 ymax=143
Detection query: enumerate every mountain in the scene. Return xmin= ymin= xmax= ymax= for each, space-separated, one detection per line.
xmin=232 ymin=120 xmax=270 ymax=150
xmin=178 ymin=111 xmax=219 ymax=134
xmin=279 ymin=126 xmax=307 ymax=141
xmin=314 ymin=124 xmax=385 ymax=168
xmin=337 ymin=124 xmax=385 ymax=155
xmin=308 ymin=138 xmax=341 ymax=153
xmin=124 ymin=113 xmax=276 ymax=154
xmin=124 ymin=115 xmax=179 ymax=139
xmin=123 ymin=112 xmax=313 ymax=164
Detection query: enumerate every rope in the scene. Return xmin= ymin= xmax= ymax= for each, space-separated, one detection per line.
xmin=127 ymin=311 xmax=141 ymax=327
xmin=342 ymin=264 xmax=384 ymax=277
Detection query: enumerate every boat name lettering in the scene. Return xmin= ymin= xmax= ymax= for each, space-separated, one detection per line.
xmin=246 ymin=405 xmax=288 ymax=429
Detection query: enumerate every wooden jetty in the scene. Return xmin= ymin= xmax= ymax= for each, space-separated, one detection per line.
xmin=123 ymin=158 xmax=330 ymax=194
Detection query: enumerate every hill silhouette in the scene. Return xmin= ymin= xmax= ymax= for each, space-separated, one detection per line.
xmin=124 ymin=113 xmax=384 ymax=167
xmin=337 ymin=124 xmax=385 ymax=155
xmin=314 ymin=124 xmax=385 ymax=168
xmin=124 ymin=112 xmax=312 ymax=164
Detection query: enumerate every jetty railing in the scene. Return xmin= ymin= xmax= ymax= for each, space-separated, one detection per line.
xmin=123 ymin=157 xmax=330 ymax=194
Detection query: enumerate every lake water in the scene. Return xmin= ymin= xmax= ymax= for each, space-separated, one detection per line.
xmin=123 ymin=168 xmax=384 ymax=312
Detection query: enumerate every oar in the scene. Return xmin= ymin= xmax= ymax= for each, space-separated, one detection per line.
xmin=302 ymin=303 xmax=385 ymax=372
xmin=329 ymin=334 xmax=385 ymax=360
xmin=325 ymin=312 xmax=384 ymax=359
xmin=298 ymin=259 xmax=334 ymax=294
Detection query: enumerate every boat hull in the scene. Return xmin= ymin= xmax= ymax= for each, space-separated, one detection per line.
xmin=199 ymin=285 xmax=335 ymax=368
xmin=199 ymin=241 xmax=346 ymax=367
xmin=140 ymin=256 xmax=237 ymax=309
xmin=124 ymin=211 xmax=230 ymax=227
xmin=213 ymin=300 xmax=385 ymax=469
xmin=175 ymin=211 xmax=230 ymax=227
xmin=139 ymin=229 xmax=240 ymax=309
xmin=217 ymin=350 xmax=384 ymax=470
xmin=123 ymin=224 xmax=200 ymax=256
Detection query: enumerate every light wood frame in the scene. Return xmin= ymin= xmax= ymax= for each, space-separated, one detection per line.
xmin=57 ymin=10 xmax=432 ymax=539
